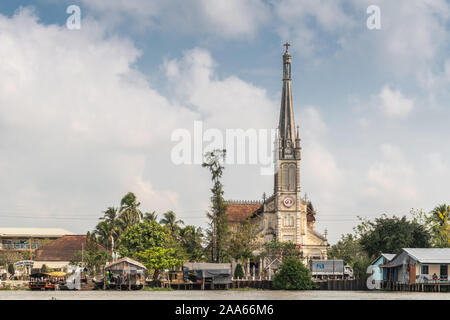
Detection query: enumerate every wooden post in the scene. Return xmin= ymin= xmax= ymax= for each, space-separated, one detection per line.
xmin=201 ymin=271 xmax=205 ymax=291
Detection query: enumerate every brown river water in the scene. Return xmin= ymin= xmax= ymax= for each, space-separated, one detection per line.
xmin=0 ymin=290 xmax=449 ymax=300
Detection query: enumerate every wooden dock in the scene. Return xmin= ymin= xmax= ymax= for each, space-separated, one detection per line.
xmin=315 ymin=279 xmax=368 ymax=291
xmin=152 ymin=278 xmax=450 ymax=292
xmin=382 ymin=281 xmax=450 ymax=292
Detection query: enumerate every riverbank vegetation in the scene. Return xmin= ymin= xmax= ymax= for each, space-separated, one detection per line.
xmin=76 ymin=149 xmax=263 ymax=280
xmin=328 ymin=205 xmax=450 ymax=279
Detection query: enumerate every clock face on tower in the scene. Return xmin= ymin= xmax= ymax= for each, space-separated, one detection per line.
xmin=283 ymin=196 xmax=295 ymax=208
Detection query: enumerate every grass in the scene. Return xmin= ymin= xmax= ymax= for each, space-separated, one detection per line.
xmin=0 ymin=286 xmax=12 ymax=290
xmin=143 ymin=286 xmax=173 ymax=291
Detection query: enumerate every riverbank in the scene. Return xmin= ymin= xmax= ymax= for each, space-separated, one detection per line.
xmin=0 ymin=290 xmax=449 ymax=300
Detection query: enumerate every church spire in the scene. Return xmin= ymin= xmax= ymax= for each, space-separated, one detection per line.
xmin=278 ymin=43 xmax=299 ymax=159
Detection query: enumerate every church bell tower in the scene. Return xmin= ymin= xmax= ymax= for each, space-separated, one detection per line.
xmin=274 ymin=43 xmax=304 ymax=245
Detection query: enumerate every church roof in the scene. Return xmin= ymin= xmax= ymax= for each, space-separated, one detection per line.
xmin=225 ymin=202 xmax=262 ymax=222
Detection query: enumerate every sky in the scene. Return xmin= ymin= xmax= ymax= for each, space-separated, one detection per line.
xmin=0 ymin=0 xmax=449 ymax=244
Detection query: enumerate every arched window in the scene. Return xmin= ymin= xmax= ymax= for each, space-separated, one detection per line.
xmin=288 ymin=164 xmax=296 ymax=191
xmin=281 ymin=164 xmax=289 ymax=190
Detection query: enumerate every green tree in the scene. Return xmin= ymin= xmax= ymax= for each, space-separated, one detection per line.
xmin=20 ymin=251 xmax=35 ymax=261
xmin=259 ymin=240 xmax=302 ymax=261
xmin=0 ymin=251 xmax=21 ymax=267
xmin=160 ymin=211 xmax=184 ymax=236
xmin=118 ymin=220 xmax=170 ymax=258
xmin=431 ymin=204 xmax=449 ymax=225
xmin=358 ymin=215 xmax=431 ymax=258
xmin=234 ymin=264 xmax=244 ymax=279
xmin=93 ymin=220 xmax=114 ymax=251
xmin=136 ymin=247 xmax=183 ymax=280
xmin=144 ymin=211 xmax=158 ymax=223
xmin=7 ymin=263 xmax=15 ymax=275
xmin=179 ymin=225 xmax=205 ymax=262
xmin=71 ymin=236 xmax=111 ymax=276
xmin=118 ymin=192 xmax=143 ymax=231
xmin=412 ymin=208 xmax=449 ymax=248
xmin=429 ymin=208 xmax=449 ymax=248
xmin=202 ymin=149 xmax=229 ymax=263
xmin=327 ymin=234 xmax=370 ymax=280
xmin=97 ymin=206 xmax=120 ymax=252
xmin=272 ymin=258 xmax=314 ymax=290
xmin=228 ymin=218 xmax=260 ymax=263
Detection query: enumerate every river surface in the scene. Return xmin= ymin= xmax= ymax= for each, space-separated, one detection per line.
xmin=0 ymin=290 xmax=449 ymax=300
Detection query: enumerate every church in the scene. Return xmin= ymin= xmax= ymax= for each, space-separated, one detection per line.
xmin=225 ymin=44 xmax=329 ymax=274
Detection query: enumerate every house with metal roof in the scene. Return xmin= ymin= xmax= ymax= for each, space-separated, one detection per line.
xmin=104 ymin=257 xmax=146 ymax=290
xmin=0 ymin=228 xmax=74 ymax=253
xmin=368 ymin=253 xmax=396 ymax=284
xmin=381 ymin=248 xmax=450 ymax=284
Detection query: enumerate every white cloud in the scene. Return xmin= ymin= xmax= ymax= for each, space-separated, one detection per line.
xmin=365 ymin=144 xmax=419 ymax=204
xmin=426 ymin=152 xmax=448 ymax=174
xmin=300 ymin=107 xmax=342 ymax=206
xmin=347 ymin=0 xmax=450 ymax=88
xmin=164 ymin=47 xmax=276 ymax=130
xmin=0 ymin=8 xmax=196 ymax=228
xmin=80 ymin=0 xmax=270 ymax=38
xmin=273 ymin=0 xmax=354 ymax=57
xmin=0 ymin=8 xmax=281 ymax=231
xmin=376 ymin=85 xmax=415 ymax=118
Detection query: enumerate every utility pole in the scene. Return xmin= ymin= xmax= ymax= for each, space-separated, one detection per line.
xmin=213 ymin=213 xmax=217 ymax=263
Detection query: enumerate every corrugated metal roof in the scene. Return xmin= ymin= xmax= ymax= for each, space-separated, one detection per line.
xmin=106 ymin=257 xmax=146 ymax=270
xmin=183 ymin=262 xmax=232 ymax=270
xmin=0 ymin=228 xmax=74 ymax=237
xmin=403 ymin=248 xmax=450 ymax=263
xmin=382 ymin=253 xmax=396 ymax=261
xmin=370 ymin=253 xmax=396 ymax=265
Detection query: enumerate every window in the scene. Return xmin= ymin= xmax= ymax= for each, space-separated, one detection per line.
xmin=422 ymin=265 xmax=429 ymax=274
xmin=440 ymin=265 xmax=448 ymax=279
xmin=288 ymin=164 xmax=296 ymax=191
xmin=282 ymin=164 xmax=289 ymax=190
xmin=13 ymin=239 xmax=29 ymax=249
xmin=2 ymin=239 xmax=12 ymax=249
xmin=283 ymin=215 xmax=295 ymax=227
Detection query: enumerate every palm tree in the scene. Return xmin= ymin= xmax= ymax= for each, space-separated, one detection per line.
xmin=99 ymin=207 xmax=119 ymax=252
xmin=93 ymin=221 xmax=112 ymax=250
xmin=118 ymin=192 xmax=142 ymax=230
xmin=144 ymin=211 xmax=158 ymax=222
xmin=179 ymin=226 xmax=205 ymax=261
xmin=160 ymin=211 xmax=184 ymax=235
xmin=431 ymin=204 xmax=449 ymax=225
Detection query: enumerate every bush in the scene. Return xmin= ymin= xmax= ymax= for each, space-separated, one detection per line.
xmin=7 ymin=263 xmax=15 ymax=275
xmin=273 ymin=258 xmax=314 ymax=290
xmin=234 ymin=264 xmax=244 ymax=279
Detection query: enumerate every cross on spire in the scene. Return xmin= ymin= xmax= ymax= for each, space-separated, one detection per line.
xmin=284 ymin=42 xmax=290 ymax=52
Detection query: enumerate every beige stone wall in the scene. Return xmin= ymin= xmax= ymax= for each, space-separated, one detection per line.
xmin=418 ymin=264 xmax=449 ymax=278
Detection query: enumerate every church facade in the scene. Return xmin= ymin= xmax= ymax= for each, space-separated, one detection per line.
xmin=225 ymin=45 xmax=328 ymax=273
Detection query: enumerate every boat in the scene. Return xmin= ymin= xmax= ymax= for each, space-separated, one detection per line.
xmin=29 ymin=272 xmax=67 ymax=290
